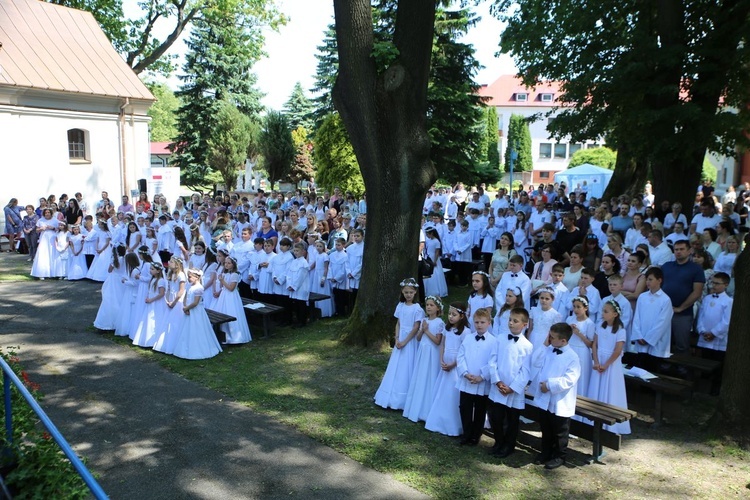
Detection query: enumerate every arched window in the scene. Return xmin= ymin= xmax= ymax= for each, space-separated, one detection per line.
xmin=68 ymin=129 xmax=89 ymax=161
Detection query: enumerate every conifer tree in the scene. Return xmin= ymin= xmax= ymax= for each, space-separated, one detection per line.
xmin=284 ymin=82 xmax=315 ymax=132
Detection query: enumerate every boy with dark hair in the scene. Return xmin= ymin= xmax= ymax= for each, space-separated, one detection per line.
xmin=696 ymin=272 xmax=732 ymax=394
xmin=529 ymin=322 xmax=580 ymax=469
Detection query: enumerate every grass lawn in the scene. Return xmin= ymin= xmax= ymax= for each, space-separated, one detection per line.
xmin=107 ymin=283 xmax=748 ymax=499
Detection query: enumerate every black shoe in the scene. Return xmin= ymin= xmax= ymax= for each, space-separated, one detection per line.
xmin=544 ymin=457 xmax=565 ymax=469
xmin=534 ymin=453 xmax=551 ymax=465
xmin=494 ymin=447 xmax=515 ymax=459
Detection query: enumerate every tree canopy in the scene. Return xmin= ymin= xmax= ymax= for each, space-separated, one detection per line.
xmin=260 ymin=111 xmax=295 ymax=190
xmin=314 ymin=113 xmax=364 ymax=197
xmin=207 ymin=101 xmax=256 ymax=190
xmin=504 ymin=114 xmax=532 ymax=172
xmin=284 ymin=82 xmax=315 ymax=132
xmin=568 ymin=147 xmax=616 ymax=170
xmin=170 ymin=3 xmax=265 ymax=188
xmin=145 ymin=82 xmax=180 ymax=142
xmin=51 ymin=0 xmax=285 ymax=76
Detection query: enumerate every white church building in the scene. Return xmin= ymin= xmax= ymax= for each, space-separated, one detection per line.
xmin=0 ymin=0 xmax=154 ymax=222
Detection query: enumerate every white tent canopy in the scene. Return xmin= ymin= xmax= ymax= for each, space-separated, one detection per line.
xmin=555 ymin=163 xmax=614 ymax=200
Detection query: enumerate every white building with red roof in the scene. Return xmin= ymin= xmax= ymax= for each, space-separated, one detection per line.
xmin=479 ymin=75 xmax=603 ymax=185
xmin=0 ymin=0 xmax=154 ymax=218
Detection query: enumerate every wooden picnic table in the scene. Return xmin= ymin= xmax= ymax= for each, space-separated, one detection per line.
xmin=241 ymin=298 xmax=285 ymax=339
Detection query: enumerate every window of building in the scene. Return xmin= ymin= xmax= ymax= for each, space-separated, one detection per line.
xmin=515 ymin=93 xmax=528 ymax=102
xmin=540 ymin=93 xmax=554 ymax=102
xmin=554 ymin=143 xmax=567 ymax=159
xmin=539 ymin=171 xmax=550 ymax=179
xmin=569 ymin=143 xmax=582 ymax=156
xmin=539 ymin=143 xmax=552 ymax=159
xmin=68 ymin=129 xmax=89 ymax=161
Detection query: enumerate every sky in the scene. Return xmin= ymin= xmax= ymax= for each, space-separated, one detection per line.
xmin=130 ymin=0 xmax=518 ymax=110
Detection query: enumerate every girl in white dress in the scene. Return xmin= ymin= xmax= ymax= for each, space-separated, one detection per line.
xmin=86 ymin=222 xmax=112 ymax=282
xmin=115 ymin=253 xmax=141 ymax=337
xmin=188 ymin=241 xmax=207 ymax=270
xmin=565 ymin=296 xmax=595 ymax=404
xmin=312 ymin=240 xmax=333 ymax=317
xmin=172 ymin=269 xmax=223 ymax=360
xmin=403 ymin=296 xmax=445 ymax=422
xmin=153 ymin=257 xmax=188 ymax=354
xmin=425 ymin=303 xmax=470 ymax=435
xmin=201 ymin=249 xmax=219 ymax=311
xmin=513 ymin=211 xmax=531 ymax=266
xmin=423 ymin=228 xmax=448 ymax=297
xmin=588 ymin=300 xmax=631 ymax=434
xmin=124 ymin=222 xmax=142 ymax=254
xmin=144 ymin=226 xmax=159 ymax=263
xmin=93 ymin=246 xmax=127 ymax=331
xmin=132 ymin=263 xmax=167 ymax=348
xmin=31 ymin=209 xmax=57 ymax=279
xmin=82 ymin=219 xmax=97 ymax=270
xmin=129 ymin=247 xmax=155 ymax=339
xmin=66 ymin=225 xmax=88 ymax=280
xmin=527 ymin=288 xmax=562 ymax=349
xmin=374 ymin=278 xmax=425 ymax=410
xmin=466 ymin=271 xmax=494 ymax=332
xmin=212 ymin=257 xmax=252 ymax=344
xmin=52 ymin=222 xmax=69 ymax=278
xmin=492 ymin=287 xmax=525 ymax=338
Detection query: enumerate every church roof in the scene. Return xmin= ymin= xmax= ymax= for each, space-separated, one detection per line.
xmin=0 ymin=0 xmax=154 ymax=101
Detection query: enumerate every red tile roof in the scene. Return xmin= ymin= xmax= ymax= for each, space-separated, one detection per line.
xmin=479 ymin=75 xmax=562 ymax=107
xmin=150 ymin=142 xmax=172 ymax=155
xmin=0 ymin=0 xmax=154 ymax=101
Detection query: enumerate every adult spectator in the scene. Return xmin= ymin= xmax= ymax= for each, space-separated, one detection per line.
xmin=65 ymin=198 xmax=83 ymax=226
xmin=514 ymin=191 xmax=533 ymax=218
xmin=3 ymin=198 xmax=23 ymax=252
xmin=593 ymin=253 xmax=621 ymax=298
xmin=661 ymin=240 xmax=705 ymax=356
xmin=466 ymin=191 xmax=485 ymax=213
xmin=702 ymin=228 xmax=722 ymax=262
xmin=603 ymin=233 xmax=629 ymax=272
xmin=690 ymin=200 xmax=721 ymax=235
xmin=625 ymin=213 xmax=648 ymax=252
xmin=647 ymin=230 xmax=674 ymax=267
xmin=609 ymin=201 xmax=634 ymax=238
xmin=621 ymin=251 xmax=647 ymax=312
xmin=532 ymin=223 xmax=563 ymax=263
xmin=528 ymin=197 xmax=552 ymax=242
xmin=665 ymin=221 xmax=689 ymax=248
xmin=555 ymin=212 xmax=584 ymax=262
xmin=95 ymin=191 xmax=111 ymax=213
xmin=491 ymin=189 xmax=509 ymax=217
xmin=581 ymin=233 xmax=603 ymax=271
xmin=452 ymin=182 xmax=468 ymax=212
xmin=662 ymin=202 xmax=688 ymax=234
xmin=562 ymin=245 xmax=585 ymax=292
xmin=477 ymin=184 xmax=491 ymax=207
xmin=572 ymin=204 xmax=589 ymax=234
xmin=700 ymin=179 xmax=715 ymax=200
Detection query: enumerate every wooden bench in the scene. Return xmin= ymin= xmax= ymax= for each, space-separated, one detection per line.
xmin=660 ymin=354 xmax=722 ymax=384
xmin=624 ymin=372 xmax=694 ymax=426
xmin=205 ymin=309 xmax=236 ymax=344
xmin=486 ymin=394 xmax=637 ymax=463
xmin=524 ymin=394 xmax=636 ymax=463
xmin=307 ymin=292 xmax=331 ymax=322
xmin=240 ymin=298 xmax=285 ymax=339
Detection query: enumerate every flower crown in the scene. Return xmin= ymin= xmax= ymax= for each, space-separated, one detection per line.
xmin=472 ymin=271 xmax=490 ymax=278
xmin=400 ymin=277 xmax=419 ymax=288
xmin=425 ymin=295 xmax=443 ymax=310
xmin=572 ymin=295 xmax=589 ymax=307
xmin=449 ymin=305 xmax=466 ymax=315
xmin=606 ymin=299 xmax=622 ymax=316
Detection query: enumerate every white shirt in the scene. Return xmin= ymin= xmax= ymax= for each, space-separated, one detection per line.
xmin=696 ymin=291 xmax=732 ymax=351
xmin=489 ymin=333 xmax=533 ymax=409
xmin=648 ymin=242 xmax=674 ymax=267
xmin=496 ymin=271 xmax=532 ymax=311
xmin=631 ymin=289 xmax=674 ymax=358
xmin=691 ymin=213 xmax=721 ymax=234
xmin=529 ymin=344 xmax=581 ymax=417
xmin=456 ymin=333 xmax=497 ymax=395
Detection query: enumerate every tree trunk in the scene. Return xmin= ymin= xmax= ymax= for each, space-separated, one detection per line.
xmin=709 ymin=245 xmax=750 ymax=448
xmin=333 ymin=0 xmax=437 ymax=346
xmin=603 ymin=142 xmax=649 ymax=201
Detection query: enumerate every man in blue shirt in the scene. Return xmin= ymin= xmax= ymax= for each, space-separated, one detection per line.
xmin=661 ymin=240 xmax=705 ymax=356
xmin=609 ymin=202 xmax=634 ymax=238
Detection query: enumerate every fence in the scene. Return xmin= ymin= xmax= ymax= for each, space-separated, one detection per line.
xmin=1 ymin=356 xmax=107 ymax=499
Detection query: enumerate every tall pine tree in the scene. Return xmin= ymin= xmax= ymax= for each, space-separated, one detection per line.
xmin=170 ymin=5 xmax=265 ymax=189
xmin=284 ymin=82 xmax=315 ymax=132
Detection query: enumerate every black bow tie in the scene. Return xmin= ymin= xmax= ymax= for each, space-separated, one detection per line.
xmin=508 ymin=334 xmax=519 ymax=342
xmin=553 ymin=348 xmax=562 ymax=355
xmin=712 ymin=294 xmax=719 ymax=298
xmin=511 ymin=273 xmax=518 ymax=277
xmin=475 ymin=335 xmax=485 ymax=341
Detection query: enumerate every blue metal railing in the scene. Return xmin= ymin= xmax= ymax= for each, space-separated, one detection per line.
xmin=1 ymin=357 xmax=107 ymax=499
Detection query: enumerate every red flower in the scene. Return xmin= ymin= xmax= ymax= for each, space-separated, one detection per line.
xmin=42 ymin=432 xmax=51 ymax=440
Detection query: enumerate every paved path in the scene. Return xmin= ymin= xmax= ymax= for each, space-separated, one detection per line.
xmin=0 ymin=255 xmax=425 ymax=499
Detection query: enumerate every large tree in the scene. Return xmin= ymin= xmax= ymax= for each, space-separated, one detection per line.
xmin=494 ymin=0 xmax=750 ymax=212
xmin=207 ymin=101 xmax=256 ymax=190
xmin=332 ymin=0 xmax=437 ymax=345
xmin=315 ymin=2 xmax=488 ymax=187
xmin=260 ymin=111 xmax=295 ymax=190
xmin=145 ymin=82 xmax=180 ymax=142
xmin=503 ymin=114 xmax=533 ymax=173
xmin=283 ymin=82 xmax=315 ymax=132
xmin=314 ymin=113 xmax=365 ymax=196
xmin=170 ymin=4 xmax=265 ymax=189
xmin=51 ymin=0 xmax=284 ymax=76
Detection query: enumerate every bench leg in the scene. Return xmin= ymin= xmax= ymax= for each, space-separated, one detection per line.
xmin=213 ymin=324 xmax=226 ymax=344
xmin=263 ymin=315 xmax=271 ymax=339
xmin=588 ymin=422 xmax=605 ymax=464
xmin=653 ymin=392 xmax=663 ymax=428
